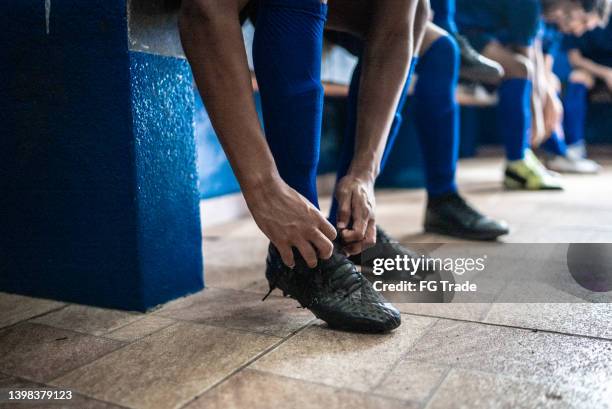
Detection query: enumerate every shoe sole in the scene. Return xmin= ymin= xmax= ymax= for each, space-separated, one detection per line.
xmin=503 ymin=179 xmax=564 ymax=191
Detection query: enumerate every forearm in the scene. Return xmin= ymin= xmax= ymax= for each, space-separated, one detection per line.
xmin=568 ymin=50 xmax=611 ymax=80
xmin=349 ymin=1 xmax=418 ymax=180
xmin=179 ymin=3 xmax=279 ymax=191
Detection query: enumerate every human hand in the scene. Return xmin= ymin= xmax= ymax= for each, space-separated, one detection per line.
xmin=334 ymin=173 xmax=377 ymax=256
xmin=245 ymin=177 xmax=336 ymax=268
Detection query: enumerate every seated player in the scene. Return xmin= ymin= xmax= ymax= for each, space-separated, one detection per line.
xmin=179 ymin=0 xmax=429 ymax=333
xmin=454 ymin=0 xmax=600 ymax=190
xmin=551 ymin=10 xmax=612 ymax=170
xmin=429 ymin=0 xmax=504 ymax=84
xmin=328 ymin=23 xmax=510 ymax=247
xmin=539 ymin=3 xmax=608 ymax=173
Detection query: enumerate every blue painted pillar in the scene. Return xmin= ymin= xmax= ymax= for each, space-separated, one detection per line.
xmin=0 ymin=0 xmax=204 ymax=311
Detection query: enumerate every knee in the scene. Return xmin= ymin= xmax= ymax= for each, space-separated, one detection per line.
xmin=504 ymin=56 xmax=533 ymax=79
xmin=569 ymin=69 xmax=595 ymax=89
xmin=435 ymin=34 xmax=460 ymax=61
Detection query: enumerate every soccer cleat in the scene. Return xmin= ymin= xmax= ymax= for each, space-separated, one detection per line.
xmin=504 ymin=150 xmax=564 ymax=190
xmin=545 ymin=154 xmax=601 ymax=174
xmin=348 ymin=227 xmax=433 ymax=281
xmin=425 ymin=193 xmax=510 ymax=241
xmin=264 ymin=244 xmax=401 ymax=333
xmin=454 ymin=33 xmax=504 ymax=85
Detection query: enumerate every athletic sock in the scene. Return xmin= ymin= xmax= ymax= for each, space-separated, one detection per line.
xmin=497 ymin=78 xmax=532 ymax=162
xmin=563 ymin=81 xmax=588 ymax=147
xmin=414 ymin=35 xmax=460 ymax=199
xmin=430 ymin=0 xmax=458 ymax=34
xmin=541 ymin=131 xmax=568 ymax=156
xmin=328 ymin=57 xmax=418 ymax=225
xmin=253 ymin=0 xmax=327 ymax=208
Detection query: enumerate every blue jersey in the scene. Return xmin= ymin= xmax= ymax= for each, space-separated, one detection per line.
xmin=456 ymin=0 xmax=541 ymax=50
xmin=564 ymin=21 xmax=612 ymax=66
xmin=540 ymin=24 xmax=563 ymax=57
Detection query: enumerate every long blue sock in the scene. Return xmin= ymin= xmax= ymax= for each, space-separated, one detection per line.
xmin=541 ymin=131 xmax=568 ymax=156
xmin=430 ymin=0 xmax=458 ymax=34
xmin=414 ymin=35 xmax=459 ymax=198
xmin=253 ymin=0 xmax=327 ymax=208
xmin=563 ymin=81 xmax=588 ymax=147
xmin=328 ymin=57 xmax=418 ymax=224
xmin=497 ymin=78 xmax=532 ymax=161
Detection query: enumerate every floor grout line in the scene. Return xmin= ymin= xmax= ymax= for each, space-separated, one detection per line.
xmin=176 ymin=319 xmax=318 ymax=409
xmin=246 ymin=367 xmax=423 ymax=406
xmin=399 ymin=311 xmax=612 ymax=342
xmin=0 ymin=371 xmax=134 ymax=409
xmin=0 ymin=302 xmax=69 ymax=332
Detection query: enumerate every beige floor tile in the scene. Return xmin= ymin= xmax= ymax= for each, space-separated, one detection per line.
xmin=427 ymin=369 xmax=610 ymax=409
xmin=30 ymin=305 xmax=142 ymax=336
xmin=484 ymin=303 xmax=612 ymax=339
xmin=251 ymin=315 xmax=437 ymax=392
xmin=407 ymin=320 xmax=612 ymax=391
xmin=397 ymin=303 xmax=493 ymax=322
xmin=374 ymin=360 xmax=449 ymax=404
xmin=493 ymin=281 xmax=595 ymax=303
xmin=0 ymin=293 xmax=64 ymax=329
xmin=185 ymin=369 xmax=415 ymax=409
xmin=155 ymin=287 xmax=314 ymax=337
xmin=51 ymin=322 xmax=279 ymax=409
xmin=0 ymin=374 xmax=124 ymax=409
xmin=105 ymin=316 xmax=176 ymax=342
xmin=0 ymin=323 xmax=124 ymax=382
xmin=203 ymin=237 xmax=268 ymax=291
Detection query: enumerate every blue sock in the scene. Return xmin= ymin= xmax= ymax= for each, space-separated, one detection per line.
xmin=563 ymin=81 xmax=588 ymax=147
xmin=253 ymin=0 xmax=327 ymax=208
xmin=541 ymin=131 xmax=568 ymax=156
xmin=497 ymin=78 xmax=532 ymax=161
xmin=328 ymin=57 xmax=418 ymax=224
xmin=430 ymin=0 xmax=458 ymax=33
xmin=414 ymin=35 xmax=459 ymax=198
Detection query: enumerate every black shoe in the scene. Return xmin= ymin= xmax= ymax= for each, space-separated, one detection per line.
xmin=349 ymin=227 xmax=433 ymax=282
xmin=425 ymin=193 xmax=509 ymax=241
xmin=265 ymin=244 xmax=401 ymax=333
xmin=454 ymin=33 xmax=503 ymax=85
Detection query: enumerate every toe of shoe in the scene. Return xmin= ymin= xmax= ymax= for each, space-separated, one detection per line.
xmin=317 ymin=302 xmax=401 ymax=333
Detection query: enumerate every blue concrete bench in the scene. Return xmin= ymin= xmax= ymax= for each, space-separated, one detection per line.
xmin=1 ymin=0 xmax=203 ymax=311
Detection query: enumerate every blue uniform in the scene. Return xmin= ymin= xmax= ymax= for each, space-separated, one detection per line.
xmin=564 ymin=21 xmax=612 ymax=67
xmin=455 ymin=0 xmax=541 ymax=51
xmin=541 ymin=24 xmax=563 ymax=57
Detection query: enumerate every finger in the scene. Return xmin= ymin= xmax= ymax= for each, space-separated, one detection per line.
xmin=335 ymin=189 xmax=352 ymax=230
xmin=353 ymin=195 xmax=370 ymax=238
xmin=277 ymin=243 xmax=295 ymax=268
xmin=318 ymin=217 xmax=337 ymax=241
xmin=309 ymin=230 xmax=334 ymax=260
xmin=343 ymin=241 xmax=364 ymax=256
xmin=363 ymin=220 xmax=376 ymax=249
xmin=295 ymin=240 xmax=318 ymax=268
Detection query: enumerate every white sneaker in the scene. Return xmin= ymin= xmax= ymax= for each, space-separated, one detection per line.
xmin=566 ymin=142 xmax=588 ymax=160
xmin=546 ymin=154 xmax=601 ymax=174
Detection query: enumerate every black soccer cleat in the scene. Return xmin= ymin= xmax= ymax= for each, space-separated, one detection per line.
xmin=264 ymin=244 xmax=401 ymax=333
xmin=425 ymin=193 xmax=510 ymax=241
xmin=349 ymin=227 xmax=434 ymax=282
xmin=454 ymin=33 xmax=504 ymax=85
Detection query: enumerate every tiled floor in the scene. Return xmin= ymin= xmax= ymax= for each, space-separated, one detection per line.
xmin=1 ymin=155 xmax=612 ymax=409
